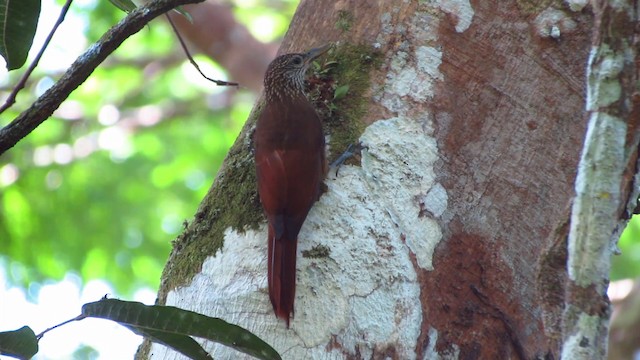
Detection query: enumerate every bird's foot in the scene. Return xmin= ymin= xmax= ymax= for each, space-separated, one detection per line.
xmin=330 ymin=142 xmax=365 ymax=176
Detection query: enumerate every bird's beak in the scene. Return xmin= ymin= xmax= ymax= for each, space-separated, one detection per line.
xmin=304 ymin=44 xmax=332 ymax=64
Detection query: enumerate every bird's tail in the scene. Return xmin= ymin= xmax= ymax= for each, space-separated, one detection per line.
xmin=267 ymin=224 xmax=297 ymax=328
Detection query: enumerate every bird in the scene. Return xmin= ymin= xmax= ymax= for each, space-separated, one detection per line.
xmin=254 ymin=44 xmax=331 ymax=327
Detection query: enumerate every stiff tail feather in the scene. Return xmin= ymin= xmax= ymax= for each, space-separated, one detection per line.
xmin=267 ymin=224 xmax=298 ymax=328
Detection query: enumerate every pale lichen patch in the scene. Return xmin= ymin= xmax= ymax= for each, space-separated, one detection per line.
xmin=436 ymin=0 xmax=474 ymax=32
xmin=381 ymin=46 xmax=443 ymax=112
xmin=424 ymin=183 xmax=449 ymax=218
xmin=560 ymin=312 xmax=601 ymax=359
xmin=565 ymin=0 xmax=588 ymax=12
xmin=360 ymin=117 xmax=440 ymax=270
xmin=298 ymin=164 xmax=423 ymax=356
xmin=366 ymin=11 xmax=447 ymax=271
xmin=534 ymin=8 xmax=577 ymax=39
xmin=586 ymin=45 xmax=625 ymax=110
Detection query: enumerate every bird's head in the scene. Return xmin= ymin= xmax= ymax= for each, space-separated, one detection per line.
xmin=263 ymin=44 xmax=332 ymax=100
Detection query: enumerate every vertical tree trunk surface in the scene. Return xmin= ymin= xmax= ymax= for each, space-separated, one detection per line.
xmin=144 ymin=1 xmax=638 ymax=359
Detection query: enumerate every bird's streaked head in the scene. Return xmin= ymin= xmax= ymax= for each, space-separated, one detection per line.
xmin=264 ymin=44 xmax=331 ymax=100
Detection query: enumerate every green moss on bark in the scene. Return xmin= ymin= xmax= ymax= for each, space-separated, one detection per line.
xmin=157 ymin=102 xmax=264 ymax=303
xmin=308 ymin=43 xmax=382 ymax=163
xmin=335 ymin=10 xmax=354 ymax=32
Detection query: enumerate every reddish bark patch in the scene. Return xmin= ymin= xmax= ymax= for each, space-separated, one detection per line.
xmin=418 ymin=222 xmax=533 ymax=359
xmin=566 ymin=282 xmax=611 ymax=317
xmin=422 ymin=0 xmax=593 ymax=358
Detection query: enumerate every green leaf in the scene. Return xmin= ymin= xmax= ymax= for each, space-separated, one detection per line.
xmin=0 ymin=0 xmax=41 ymax=70
xmin=333 ymin=84 xmax=349 ymax=100
xmin=0 ymin=326 xmax=39 ymax=359
xmin=323 ymin=61 xmax=339 ymax=68
xmin=82 ymin=299 xmax=281 ymax=360
xmin=125 ymin=326 xmax=212 ymax=360
xmin=108 ymin=0 xmax=137 ymax=13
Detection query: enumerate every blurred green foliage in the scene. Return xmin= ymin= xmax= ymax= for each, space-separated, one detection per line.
xmin=0 ymin=0 xmax=297 ymax=296
xmin=612 ymin=216 xmax=640 ymax=280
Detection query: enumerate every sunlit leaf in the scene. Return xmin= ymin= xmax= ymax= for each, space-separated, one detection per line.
xmin=333 ymin=85 xmax=349 ymax=100
xmin=0 ymin=0 xmax=41 ymax=70
xmin=0 ymin=326 xmax=39 ymax=359
xmin=82 ymin=299 xmax=281 ymax=360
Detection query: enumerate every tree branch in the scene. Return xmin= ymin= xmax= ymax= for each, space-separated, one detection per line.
xmin=0 ymin=0 xmax=74 ymax=115
xmin=0 ymin=0 xmax=205 ymax=155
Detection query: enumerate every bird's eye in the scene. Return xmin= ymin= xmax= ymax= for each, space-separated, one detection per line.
xmin=291 ymin=56 xmax=303 ymax=66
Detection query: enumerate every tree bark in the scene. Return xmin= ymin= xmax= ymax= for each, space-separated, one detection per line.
xmin=563 ymin=1 xmax=639 ymax=358
xmin=143 ymin=1 xmax=639 ymax=359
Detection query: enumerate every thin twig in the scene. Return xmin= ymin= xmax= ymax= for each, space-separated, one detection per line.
xmin=0 ymin=0 xmax=74 ymax=115
xmin=165 ymin=13 xmax=238 ymax=87
xmin=36 ymin=314 xmax=86 ymax=340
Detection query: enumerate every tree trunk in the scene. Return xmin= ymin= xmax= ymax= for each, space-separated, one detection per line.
xmin=141 ymin=1 xmax=639 ymax=359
